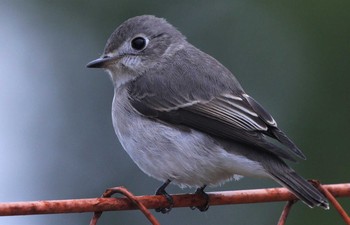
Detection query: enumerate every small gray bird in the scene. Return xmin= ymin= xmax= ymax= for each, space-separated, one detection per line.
xmin=87 ymin=15 xmax=328 ymax=212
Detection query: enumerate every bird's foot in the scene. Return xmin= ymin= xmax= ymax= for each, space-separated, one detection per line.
xmin=190 ymin=185 xmax=209 ymax=212
xmin=155 ymin=179 xmax=174 ymax=213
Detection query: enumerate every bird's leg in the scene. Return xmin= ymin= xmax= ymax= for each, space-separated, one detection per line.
xmin=155 ymin=179 xmax=174 ymax=213
xmin=191 ymin=185 xmax=209 ymax=212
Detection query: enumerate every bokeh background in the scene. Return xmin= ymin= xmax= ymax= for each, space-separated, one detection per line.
xmin=1 ymin=0 xmax=349 ymax=224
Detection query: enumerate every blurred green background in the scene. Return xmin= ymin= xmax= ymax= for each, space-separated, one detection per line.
xmin=1 ymin=0 xmax=349 ymax=224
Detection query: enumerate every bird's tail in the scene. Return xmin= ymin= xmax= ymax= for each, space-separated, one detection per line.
xmin=265 ymin=162 xmax=329 ymax=209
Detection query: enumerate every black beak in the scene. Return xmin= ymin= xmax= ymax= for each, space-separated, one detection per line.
xmin=86 ymin=57 xmax=112 ymax=68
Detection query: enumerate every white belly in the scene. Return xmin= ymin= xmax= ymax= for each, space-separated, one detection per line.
xmin=112 ymin=87 xmax=268 ymax=188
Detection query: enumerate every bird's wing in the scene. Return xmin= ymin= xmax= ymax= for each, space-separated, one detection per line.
xmin=127 ymin=48 xmax=305 ymax=161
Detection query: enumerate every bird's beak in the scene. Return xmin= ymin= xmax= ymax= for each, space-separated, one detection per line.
xmin=86 ymin=56 xmax=114 ymax=68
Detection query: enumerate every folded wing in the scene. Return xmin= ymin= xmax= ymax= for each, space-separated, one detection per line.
xmin=127 ymin=48 xmax=305 ymax=161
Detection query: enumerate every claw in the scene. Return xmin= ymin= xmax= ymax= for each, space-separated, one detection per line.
xmin=155 ymin=179 xmax=174 ymax=213
xmin=191 ymin=185 xmax=209 ymax=212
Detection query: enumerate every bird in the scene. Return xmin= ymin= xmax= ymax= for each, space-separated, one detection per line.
xmin=87 ymin=15 xmax=329 ymax=212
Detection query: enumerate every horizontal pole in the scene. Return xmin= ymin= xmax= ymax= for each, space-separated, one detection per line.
xmin=0 ymin=183 xmax=349 ymax=216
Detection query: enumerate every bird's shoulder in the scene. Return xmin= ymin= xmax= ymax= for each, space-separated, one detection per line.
xmin=128 ymin=45 xmax=244 ymax=106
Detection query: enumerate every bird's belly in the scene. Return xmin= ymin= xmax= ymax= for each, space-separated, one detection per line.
xmin=112 ymin=92 xmax=267 ymax=188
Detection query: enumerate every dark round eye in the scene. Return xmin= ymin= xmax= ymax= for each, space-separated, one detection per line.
xmin=131 ymin=37 xmax=147 ymax=50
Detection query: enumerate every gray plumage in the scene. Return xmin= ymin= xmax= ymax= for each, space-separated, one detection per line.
xmin=87 ymin=15 xmax=328 ymax=209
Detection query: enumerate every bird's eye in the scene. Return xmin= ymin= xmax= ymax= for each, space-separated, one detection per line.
xmin=131 ymin=36 xmax=148 ymax=51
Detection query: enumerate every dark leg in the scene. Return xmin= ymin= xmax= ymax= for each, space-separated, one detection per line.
xmin=191 ymin=185 xmax=210 ymax=212
xmin=155 ymin=179 xmax=174 ymax=213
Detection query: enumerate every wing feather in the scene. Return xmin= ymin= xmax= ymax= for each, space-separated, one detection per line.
xmin=127 ymin=46 xmax=305 ymax=161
